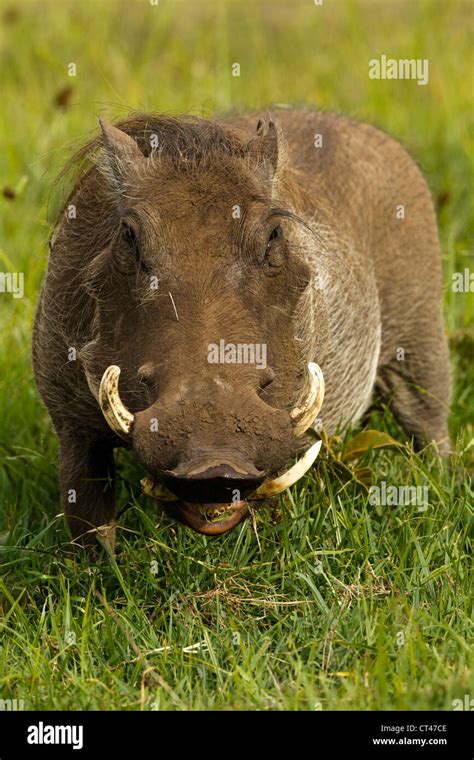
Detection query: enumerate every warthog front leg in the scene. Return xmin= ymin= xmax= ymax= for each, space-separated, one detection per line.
xmin=58 ymin=433 xmax=116 ymax=554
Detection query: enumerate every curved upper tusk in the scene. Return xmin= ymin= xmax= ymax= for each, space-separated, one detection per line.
xmin=253 ymin=440 xmax=322 ymax=499
xmin=99 ymin=365 xmax=134 ymax=440
xmin=290 ymin=362 xmax=325 ymax=437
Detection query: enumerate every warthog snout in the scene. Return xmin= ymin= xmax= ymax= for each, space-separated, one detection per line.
xmin=98 ymin=363 xmax=324 ymax=534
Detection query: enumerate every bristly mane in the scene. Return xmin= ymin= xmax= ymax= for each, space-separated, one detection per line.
xmin=61 ymin=113 xmax=248 ymax=180
xmin=54 ymin=111 xmax=313 ymax=232
xmin=51 ymin=113 xmax=255 ymax=231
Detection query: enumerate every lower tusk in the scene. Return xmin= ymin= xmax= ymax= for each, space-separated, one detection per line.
xmin=99 ymin=365 xmax=134 ymax=440
xmin=253 ymin=440 xmax=322 ymax=499
xmin=141 ymin=477 xmax=179 ymax=502
xmin=290 ymin=362 xmax=325 ymax=437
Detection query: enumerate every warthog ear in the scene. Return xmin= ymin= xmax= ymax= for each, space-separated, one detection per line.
xmin=97 ymin=118 xmax=146 ymax=192
xmin=246 ymin=119 xmax=285 ymax=192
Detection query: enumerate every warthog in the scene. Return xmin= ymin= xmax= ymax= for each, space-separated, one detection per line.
xmin=32 ymin=109 xmax=450 ymax=551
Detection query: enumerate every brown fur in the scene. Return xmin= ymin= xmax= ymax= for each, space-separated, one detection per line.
xmin=32 ymin=109 xmax=451 ymax=550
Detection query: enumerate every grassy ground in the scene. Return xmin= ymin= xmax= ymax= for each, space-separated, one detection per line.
xmin=0 ymin=0 xmax=472 ymax=710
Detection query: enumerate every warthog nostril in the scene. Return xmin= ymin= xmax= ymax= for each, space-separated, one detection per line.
xmin=258 ymin=368 xmax=275 ymax=390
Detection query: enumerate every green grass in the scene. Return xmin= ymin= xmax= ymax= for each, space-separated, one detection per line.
xmin=0 ymin=0 xmax=472 ymax=711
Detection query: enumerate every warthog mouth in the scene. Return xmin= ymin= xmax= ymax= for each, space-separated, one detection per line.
xmin=98 ymin=362 xmax=325 ymax=535
xmin=140 ymin=439 xmax=323 ymax=535
xmin=140 ymin=476 xmax=250 ymax=534
xmin=165 ymin=499 xmax=249 ymax=535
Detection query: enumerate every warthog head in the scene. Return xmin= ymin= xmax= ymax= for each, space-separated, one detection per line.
xmin=80 ymin=116 xmax=324 ymax=535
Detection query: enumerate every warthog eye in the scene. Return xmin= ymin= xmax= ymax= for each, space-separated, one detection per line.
xmin=262 ymin=224 xmax=284 ymax=275
xmin=121 ymin=222 xmax=137 ymax=247
xmin=113 ymin=219 xmax=147 ymax=274
xmin=267 ymin=225 xmax=283 ymax=247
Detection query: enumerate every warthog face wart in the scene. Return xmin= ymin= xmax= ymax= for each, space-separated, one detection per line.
xmin=33 ymin=110 xmax=451 ymax=552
